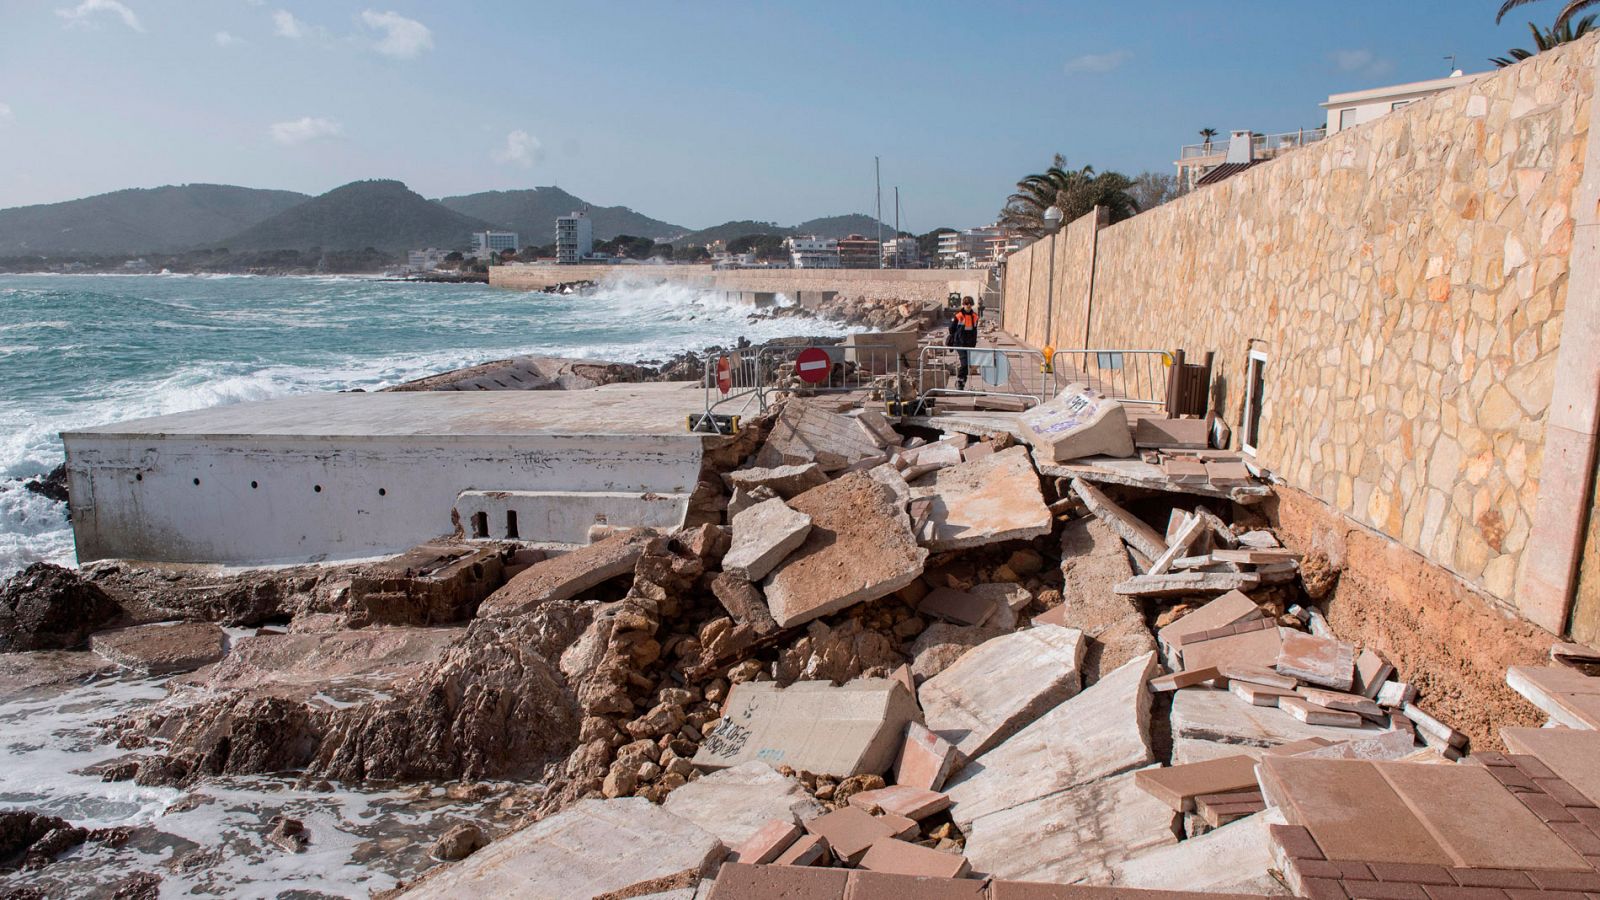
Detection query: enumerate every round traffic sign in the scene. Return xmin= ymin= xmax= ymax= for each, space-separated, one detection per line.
xmin=716 ymin=355 xmax=732 ymax=394
xmin=795 ymin=347 xmax=831 ymax=384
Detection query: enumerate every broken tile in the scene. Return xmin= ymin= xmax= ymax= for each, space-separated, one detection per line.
xmin=845 ymin=870 xmax=987 ymax=900
xmin=1115 ymin=571 xmax=1262 ymax=598
xmin=1293 ymin=730 xmax=1419 ymax=762
xmin=724 ymin=462 xmax=829 ymax=498
xmin=1204 ymin=459 xmax=1252 ymax=487
xmin=920 ymin=623 xmax=1086 ymax=761
xmin=910 ymin=446 xmax=1052 ymax=551
xmin=730 ymin=819 xmax=803 ymax=864
xmin=1353 ymin=649 xmax=1394 ymax=699
xmin=1070 ymin=478 xmax=1168 ymax=560
xmin=1501 ymin=726 xmax=1600 ymax=807
xmin=1112 ymin=808 xmax=1288 ymax=895
xmin=847 ymin=785 xmax=950 ymax=820
xmin=1506 ymin=666 xmax=1600 ymax=729
xmin=1237 ymin=530 xmax=1281 ymax=549
xmin=1149 ymin=514 xmax=1206 ymax=576
xmin=1275 ymin=632 xmax=1356 ymax=691
xmin=895 ymin=722 xmax=962 ymax=792
xmin=803 ymin=806 xmax=899 ymax=865
xmin=1149 ymin=665 xmax=1221 ymax=692
xmin=857 ymin=838 xmax=972 ymax=879
xmin=1295 ymin=687 xmax=1383 ymax=719
xmin=1219 ymin=663 xmax=1298 ymax=690
xmin=705 ymin=861 xmax=846 ymax=896
xmin=1231 ymin=680 xmax=1299 ymax=707
xmin=853 ymin=409 xmax=902 ymax=449
xmin=1163 ymin=456 xmax=1210 ymax=483
xmin=1020 ymin=384 xmax=1136 ymax=462
xmin=723 ymin=498 xmax=813 ymax=582
xmin=1375 ymin=761 xmax=1589 ymax=870
xmin=1179 ymin=625 xmax=1285 ymax=673
xmin=693 ymin=678 xmax=920 ymax=777
xmin=1280 ymin=697 xmax=1365 ymax=728
xmin=1172 ymin=687 xmax=1395 ymax=752
xmin=1377 ymin=681 xmax=1417 ymax=709
xmin=1134 ymin=754 xmax=1261 ymax=812
xmin=662 ymin=760 xmax=825 ymax=847
xmin=1212 ymin=548 xmax=1301 ymax=564
xmin=1400 ymin=703 xmax=1466 ymax=749
xmin=773 ymin=833 xmax=831 ymax=867
xmin=1156 ymin=590 xmax=1264 ymax=658
xmin=759 ymin=401 xmax=887 ymax=472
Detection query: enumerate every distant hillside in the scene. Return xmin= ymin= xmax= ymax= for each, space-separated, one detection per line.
xmin=437 ymin=187 xmax=686 ymax=243
xmin=0 ymin=184 xmax=309 ymax=255
xmin=674 ymin=213 xmax=901 ymax=247
xmin=220 ymin=180 xmax=492 ymax=253
xmin=673 ymin=220 xmax=792 ymax=246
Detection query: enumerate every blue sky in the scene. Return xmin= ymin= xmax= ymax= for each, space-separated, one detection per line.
xmin=0 ymin=0 xmax=1564 ymax=230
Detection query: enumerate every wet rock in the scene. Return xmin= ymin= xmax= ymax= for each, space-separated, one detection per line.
xmin=266 ymin=816 xmax=309 ymax=853
xmin=90 ymin=621 xmax=226 ymax=674
xmin=108 ymin=872 xmax=162 ymax=900
xmin=0 ymin=810 xmax=86 ymax=871
xmin=0 ymin=563 xmax=122 ymax=651
xmin=22 ymin=463 xmax=68 ymax=506
xmin=908 ymin=622 xmax=1005 ymax=681
xmin=0 ymin=650 xmax=113 ymax=700
xmin=431 ymin=822 xmax=490 ymax=861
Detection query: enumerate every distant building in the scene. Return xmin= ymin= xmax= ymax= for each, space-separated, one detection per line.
xmin=836 ymin=234 xmax=881 ymax=269
xmin=1175 ymin=128 xmax=1325 ymax=192
xmin=936 ymin=226 xmax=1020 ymax=269
xmin=471 ymin=231 xmax=519 ymax=258
xmin=1322 ymin=70 xmax=1491 ymax=134
xmin=556 ymin=212 xmax=593 ymax=264
xmin=785 ymin=235 xmax=840 ymax=269
xmin=880 ymin=237 xmax=921 ymax=268
xmin=407 ymin=248 xmax=446 ymax=272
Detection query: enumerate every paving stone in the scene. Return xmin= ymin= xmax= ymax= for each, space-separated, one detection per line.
xmin=1221 ymin=663 xmax=1299 ymax=690
xmin=1257 ymin=756 xmax=1451 ymax=865
xmin=1280 ymin=697 xmax=1366 ymax=728
xmin=89 ymin=621 xmax=226 ymax=675
xmin=764 ymin=471 xmax=927 ymax=629
xmin=1232 ymin=680 xmax=1301 ymax=707
xmin=1500 ymin=727 xmax=1600 ymax=806
xmin=730 ymin=819 xmax=803 ymax=865
xmin=1377 ymin=681 xmax=1418 ymax=709
xmin=1275 ymin=632 xmax=1356 ymax=691
xmin=847 ymin=785 xmax=950 ymax=820
xmin=917 ymin=588 xmax=997 ymax=627
xmin=1505 ymin=666 xmax=1600 ymax=729
xmin=1353 ymin=650 xmax=1395 ymax=700
xmin=724 ymin=462 xmax=830 ymax=499
xmin=1297 ymin=687 xmax=1383 ymax=719
xmin=920 ymin=623 xmax=1086 ymax=761
xmin=693 ymin=678 xmax=920 ymax=777
xmin=1020 ymin=384 xmax=1136 ymax=462
xmin=1293 ymin=730 xmax=1419 ymax=762
xmin=1070 ymin=478 xmax=1168 ymax=560
xmin=1180 ymin=626 xmax=1286 ymax=673
xmin=844 ymin=871 xmax=988 ymax=900
xmin=705 ymin=862 xmax=847 ymax=899
xmin=1135 ymin=754 xmax=1261 ymax=812
xmin=773 ymin=833 xmax=831 ymax=867
xmin=944 ymin=652 xmax=1155 ymax=830
xmin=910 ymin=446 xmax=1052 ymax=551
xmin=479 ymin=529 xmax=658 ymax=617
xmin=723 ymin=498 xmax=813 ymax=582
xmin=663 ymin=760 xmax=825 ymax=847
xmin=1112 ymin=808 xmax=1289 ymax=895
xmin=858 ymin=838 xmax=972 ymax=879
xmin=961 ymin=767 xmax=1177 ymax=883
xmin=894 ymin=721 xmax=962 ymax=792
xmin=1149 ymin=666 xmax=1221 ymax=692
xmin=398 ymin=798 xmax=724 ymax=899
xmin=1172 ymin=688 xmax=1395 ymax=751
xmin=1156 ymin=590 xmax=1264 ymax=659
xmin=1374 ymin=761 xmax=1588 ymax=870
xmin=803 ymin=806 xmax=899 ymax=865
xmin=988 ymin=885 xmax=1274 ymax=900
xmin=1115 ymin=571 xmax=1262 ymax=598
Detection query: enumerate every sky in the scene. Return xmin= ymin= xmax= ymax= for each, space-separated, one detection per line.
xmin=0 ymin=0 xmax=1564 ymax=231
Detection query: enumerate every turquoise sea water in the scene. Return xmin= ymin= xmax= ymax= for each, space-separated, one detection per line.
xmin=0 ymin=272 xmax=847 ymax=574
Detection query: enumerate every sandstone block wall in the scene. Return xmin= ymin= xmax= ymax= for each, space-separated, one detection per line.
xmin=1001 ymin=36 xmax=1598 ymax=626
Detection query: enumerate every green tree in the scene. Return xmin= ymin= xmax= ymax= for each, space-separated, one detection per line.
xmin=997 ymin=154 xmax=1140 ymax=238
xmin=1491 ymin=13 xmax=1597 ymax=65
xmin=674 ymin=244 xmax=710 ymax=263
xmin=728 ymin=233 xmax=788 ymax=260
xmin=1497 ymin=0 xmax=1598 ymax=27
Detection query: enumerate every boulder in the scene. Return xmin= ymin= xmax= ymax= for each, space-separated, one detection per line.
xmin=0 ymin=563 xmax=122 ymax=651
xmin=763 ymin=472 xmax=926 ymax=629
xmin=1018 ymin=383 xmax=1135 ymax=462
xmin=661 ymin=760 xmax=824 ymax=846
xmin=920 ymin=624 xmax=1086 ymax=760
xmin=910 ymin=446 xmax=1052 ymax=551
xmin=477 ymin=529 xmax=658 ymax=618
xmin=398 ymin=799 xmax=725 ymax=899
xmin=693 ymin=677 xmax=920 ymax=777
xmin=431 ymin=822 xmax=490 ymax=862
xmin=723 ymin=499 xmax=812 ymax=582
xmin=723 ymin=463 xmax=828 ymax=499
xmin=90 ymin=622 xmax=227 ymax=675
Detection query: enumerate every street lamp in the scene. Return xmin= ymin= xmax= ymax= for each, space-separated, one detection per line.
xmin=1042 ymin=206 xmax=1064 ymax=361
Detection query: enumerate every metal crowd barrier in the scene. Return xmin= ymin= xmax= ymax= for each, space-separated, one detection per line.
xmin=915 ymin=346 xmax=1172 ymax=409
xmin=695 ymin=342 xmax=908 ymax=430
xmin=1047 ymin=349 xmax=1172 ymax=406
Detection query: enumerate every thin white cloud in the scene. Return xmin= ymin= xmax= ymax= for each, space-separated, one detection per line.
xmin=214 ymin=30 xmax=240 ymax=46
xmin=1064 ymin=50 xmax=1131 ymax=75
xmin=0 ymin=103 xmax=12 ymax=125
xmin=56 ymin=0 xmax=145 ymax=32
xmin=360 ymin=10 xmax=432 ymax=58
xmin=270 ymin=116 xmax=342 ymax=145
xmin=492 ymin=130 xmax=542 ymax=168
xmin=272 ymin=9 xmax=304 ymax=38
xmin=1330 ymin=49 xmax=1394 ymax=77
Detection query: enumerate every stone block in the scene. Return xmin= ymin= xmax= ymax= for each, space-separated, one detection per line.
xmin=710 ymin=573 xmax=779 ymax=635
xmin=724 ymin=463 xmax=829 ymax=499
xmin=397 ymin=798 xmax=724 ymax=899
xmin=760 ymin=401 xmax=886 ymax=472
xmin=1274 ymin=632 xmax=1356 ymax=691
xmin=858 ymin=838 xmax=972 ymax=879
xmin=910 ymin=446 xmax=1051 ymax=551
xmin=89 ymin=621 xmax=226 ymax=675
xmin=773 ymin=833 xmax=830 ymax=867
xmin=479 ymin=529 xmax=657 ymax=618
xmin=1111 ymin=808 xmax=1288 ymax=895
xmin=1155 ymin=590 xmax=1263 ymax=659
xmin=693 ymin=677 xmax=921 ymax=777
xmin=847 ymin=785 xmax=950 ymax=820
xmin=917 ymin=588 xmax=997 ymax=627
xmin=764 ymin=472 xmax=927 ymax=629
xmin=803 ymin=806 xmax=899 ymax=864
xmin=895 ymin=721 xmax=961 ymax=792
xmin=1019 ymin=383 xmax=1136 ymax=462
xmin=724 ymin=498 xmax=813 ymax=582
xmin=1171 ymin=687 xmax=1395 ymax=751
xmin=662 ymin=760 xmax=825 ymax=847
xmin=730 ymin=819 xmax=802 ymax=865
xmin=944 ymin=652 xmax=1155 ymax=830
xmin=1134 ymin=417 xmax=1211 ymax=449
xmin=920 ymin=624 xmax=1086 ymax=761
xmin=1351 ymin=649 xmax=1393 ymax=700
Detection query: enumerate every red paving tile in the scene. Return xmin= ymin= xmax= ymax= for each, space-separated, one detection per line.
xmin=1346 ymin=881 xmax=1429 ymax=900
xmin=1271 ymin=823 xmax=1327 ymax=860
xmin=705 ymin=861 xmax=849 ymax=899
xmin=1525 ymin=871 xmax=1600 ymax=892
xmin=843 ymin=870 xmax=986 ymax=900
xmin=1447 ymin=870 xmax=1536 ymax=889
xmin=1261 ymin=757 xmax=1452 ymax=864
xmin=1376 ymin=762 xmax=1589 ymax=871
xmin=1420 ymin=887 xmax=1510 ymax=900
xmin=1366 ymin=863 xmax=1453 ymax=884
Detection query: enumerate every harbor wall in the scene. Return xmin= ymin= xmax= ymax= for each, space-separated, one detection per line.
xmin=490 ymin=263 xmax=989 ymax=305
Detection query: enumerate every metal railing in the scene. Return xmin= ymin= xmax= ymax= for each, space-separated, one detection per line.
xmin=915 ymin=346 xmax=1172 ymax=410
xmin=1047 ymin=350 xmax=1172 ymax=406
xmin=1178 ymin=128 xmax=1327 ymax=159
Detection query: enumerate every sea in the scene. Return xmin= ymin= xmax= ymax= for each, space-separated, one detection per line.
xmin=0 ymin=272 xmax=850 ymax=897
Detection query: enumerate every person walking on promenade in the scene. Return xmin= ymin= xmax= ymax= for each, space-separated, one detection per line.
xmin=947 ymin=295 xmax=980 ymax=390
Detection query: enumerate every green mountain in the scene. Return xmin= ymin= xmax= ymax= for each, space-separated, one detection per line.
xmin=673 ymin=213 xmax=902 ymax=247
xmin=219 ymin=180 xmax=492 ymax=253
xmin=437 ymin=186 xmax=686 ymax=243
xmin=0 ymin=184 xmax=309 ymax=255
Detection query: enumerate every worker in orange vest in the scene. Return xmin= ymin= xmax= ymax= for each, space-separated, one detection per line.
xmin=947 ymin=296 xmax=980 ymax=390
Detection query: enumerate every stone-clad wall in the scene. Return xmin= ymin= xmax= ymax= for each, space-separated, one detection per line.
xmin=1001 ymin=37 xmax=1596 ymax=617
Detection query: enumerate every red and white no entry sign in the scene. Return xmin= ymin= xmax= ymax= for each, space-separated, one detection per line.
xmin=794 ymin=347 xmax=831 ymax=384
xmin=716 ymin=355 xmax=733 ymax=394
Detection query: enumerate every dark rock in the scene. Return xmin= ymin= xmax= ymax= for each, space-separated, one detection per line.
xmin=22 ymin=464 xmax=68 ymax=506
xmin=266 ymin=816 xmax=308 ymax=853
xmin=109 ymin=871 xmax=161 ymax=900
xmin=431 ymin=822 xmax=490 ymax=861
xmin=0 ymin=563 xmax=122 ymax=652
xmin=0 ymin=810 xmax=85 ymax=871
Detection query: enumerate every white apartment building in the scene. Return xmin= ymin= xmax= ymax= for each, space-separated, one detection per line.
xmin=938 ymin=226 xmax=1020 ymax=268
xmin=555 ymin=212 xmax=593 ymax=265
xmin=407 ymin=248 xmax=446 ymax=272
xmin=1322 ymin=70 xmax=1491 ymax=134
xmin=785 ymin=235 xmax=840 ymax=269
xmin=880 ymin=236 xmax=921 ymax=268
xmin=471 ymin=231 xmax=519 ymax=258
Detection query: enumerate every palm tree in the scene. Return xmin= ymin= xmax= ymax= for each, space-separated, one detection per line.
xmin=997 ymin=154 xmax=1141 ymax=238
xmin=1497 ymin=0 xmax=1598 ymax=27
xmin=1491 ymin=14 xmax=1597 ymax=65
xmin=1199 ymin=127 xmax=1219 ymax=151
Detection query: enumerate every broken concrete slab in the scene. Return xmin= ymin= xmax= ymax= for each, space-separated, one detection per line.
xmin=693 ymin=677 xmax=920 ymax=777
xmin=759 ymin=401 xmax=887 ymax=472
xmin=662 ymin=760 xmax=825 ymax=847
xmin=1115 ymin=571 xmax=1261 ymax=598
xmin=1294 ymin=729 xmax=1418 ymax=762
xmin=723 ymin=498 xmax=813 ymax=582
xmin=910 ymin=446 xmax=1051 ymax=552
xmin=1149 ymin=513 xmax=1205 ymax=576
xmin=944 ymin=652 xmax=1155 ymax=830
xmin=1019 ymin=383 xmax=1136 ymax=462
xmin=858 ymin=838 xmax=972 ymax=879
xmin=1070 ymin=479 xmax=1167 ymax=560
xmin=961 ymin=768 xmax=1177 ymax=884
xmin=763 ymin=472 xmax=927 ymax=629
xmin=803 ymin=806 xmax=899 ymax=865
xmin=1506 ymin=665 xmax=1600 ymax=729
xmin=1274 ymin=632 xmax=1355 ymax=692
xmin=847 ymin=785 xmax=951 ymax=820
xmin=1111 ymin=808 xmax=1288 ymax=895
xmin=920 ymin=624 xmax=1086 ymax=761
xmin=89 ymin=621 xmax=226 ymax=675
xmin=1044 ymin=517 xmax=1155 ymax=683
xmin=1171 ymin=688 xmax=1394 ymax=752
xmin=479 ymin=529 xmax=658 ymax=618
xmin=909 ymin=623 xmax=1006 ymax=681
xmin=853 ymin=409 xmax=902 ymax=449
xmin=398 ymin=798 xmax=724 ymax=899
xmin=1155 ymin=590 xmax=1262 ymax=659
xmin=710 ymin=573 xmax=779 ymax=636
xmin=895 ymin=721 xmax=962 ymax=792
xmin=725 ymin=463 xmax=829 ymax=499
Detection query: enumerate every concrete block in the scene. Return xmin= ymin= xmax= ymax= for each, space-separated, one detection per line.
xmin=944 ymin=652 xmax=1155 ymax=830
xmin=894 ymin=721 xmax=961 ymax=791
xmin=1352 ymin=649 xmax=1394 ymax=699
xmin=693 ymin=677 xmax=921 ymax=777
xmin=920 ymin=624 xmax=1087 ymax=761
xmin=1111 ymin=808 xmax=1288 ymax=894
xmin=662 ymin=760 xmax=825 ymax=847
xmin=1134 ymin=417 xmax=1210 ymax=450
xmin=1019 ymin=383 xmax=1136 ymax=462
xmin=763 ymin=472 xmax=927 ymax=629
xmin=397 ymin=798 xmax=724 ymax=899
xmin=724 ymin=463 xmax=829 ymax=499
xmin=858 ymin=838 xmax=972 ymax=879
xmin=479 ymin=529 xmax=657 ymax=618
xmin=723 ymin=498 xmax=812 ymax=582
xmin=910 ymin=446 xmax=1052 ymax=551
xmin=961 ymin=768 xmax=1177 ymax=884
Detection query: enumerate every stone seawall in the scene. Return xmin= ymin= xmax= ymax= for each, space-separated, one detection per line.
xmin=490 ymin=263 xmax=989 ymax=306
xmin=1001 ymin=35 xmax=1600 ymax=634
